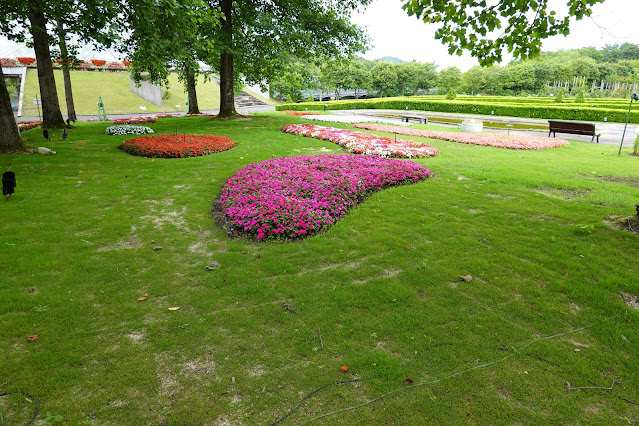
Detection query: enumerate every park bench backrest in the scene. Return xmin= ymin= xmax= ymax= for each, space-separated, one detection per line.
xmin=548 ymin=120 xmax=595 ymax=133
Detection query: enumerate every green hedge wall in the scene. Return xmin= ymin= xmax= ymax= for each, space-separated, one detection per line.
xmin=277 ymin=98 xmax=639 ymax=124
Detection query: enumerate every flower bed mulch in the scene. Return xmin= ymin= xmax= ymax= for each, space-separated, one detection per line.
xmin=220 ymin=154 xmax=431 ymax=240
xmin=119 ymin=134 xmax=236 ymax=158
xmin=281 ymin=123 xmax=439 ymax=158
xmin=112 ymin=116 xmax=158 ymax=125
xmin=353 ymin=124 xmax=569 ymax=150
xmin=281 ymin=110 xmax=324 ymax=116
xmin=17 ymin=120 xmax=42 ymax=131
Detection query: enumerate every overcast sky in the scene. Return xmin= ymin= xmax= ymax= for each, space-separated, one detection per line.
xmin=352 ymin=0 xmax=639 ymax=70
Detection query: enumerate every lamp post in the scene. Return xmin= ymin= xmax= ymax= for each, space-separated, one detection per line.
xmin=618 ymin=93 xmax=639 ymax=155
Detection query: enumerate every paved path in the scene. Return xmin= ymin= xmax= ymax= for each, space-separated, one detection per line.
xmin=15 ymin=104 xmax=276 ymax=122
xmin=334 ymin=109 xmax=639 ymax=148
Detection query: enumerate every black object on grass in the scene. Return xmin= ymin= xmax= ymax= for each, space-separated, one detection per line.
xmin=62 ymin=129 xmax=68 ymax=140
xmin=43 ymin=129 xmax=49 ymax=141
xmin=2 ymin=171 xmax=16 ymax=200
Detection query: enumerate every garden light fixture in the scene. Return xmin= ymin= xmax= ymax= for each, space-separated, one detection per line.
xmin=618 ymin=93 xmax=639 ymax=155
xmin=2 ymin=171 xmax=16 ymax=201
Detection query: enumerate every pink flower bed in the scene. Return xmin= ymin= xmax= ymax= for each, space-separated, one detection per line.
xmin=353 ymin=124 xmax=569 ymax=150
xmin=112 ymin=116 xmax=158 ymax=125
xmin=221 ymin=154 xmax=431 ymax=240
xmin=281 ymin=124 xmax=439 ymax=158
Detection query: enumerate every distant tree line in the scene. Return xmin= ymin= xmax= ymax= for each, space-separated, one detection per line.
xmin=272 ymin=43 xmax=639 ymax=101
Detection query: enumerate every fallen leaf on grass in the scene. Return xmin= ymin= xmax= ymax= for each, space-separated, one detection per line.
xmin=138 ymin=294 xmax=148 ymax=301
xmin=565 ymin=381 xmax=571 ymax=389
xmin=459 ymin=275 xmax=473 ymax=283
xmin=27 ymin=335 xmax=39 ymax=341
xmin=168 ymin=307 xmax=180 ymax=311
xmin=340 ymin=365 xmax=349 ymax=372
xmin=621 ymin=335 xmax=630 ymax=343
xmin=27 ymin=288 xmax=35 ymax=293
xmin=277 ymin=385 xmax=283 ymax=389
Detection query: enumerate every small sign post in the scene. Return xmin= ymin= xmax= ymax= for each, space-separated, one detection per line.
xmin=33 ymin=96 xmax=41 ymax=121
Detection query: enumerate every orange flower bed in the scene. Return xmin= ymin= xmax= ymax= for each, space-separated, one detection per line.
xmin=281 ymin=110 xmax=324 ymax=116
xmin=119 ymin=134 xmax=236 ymax=158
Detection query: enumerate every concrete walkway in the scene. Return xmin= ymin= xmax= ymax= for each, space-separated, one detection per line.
xmin=334 ymin=109 xmax=639 ymax=148
xmin=15 ymin=104 xmax=276 ymax=123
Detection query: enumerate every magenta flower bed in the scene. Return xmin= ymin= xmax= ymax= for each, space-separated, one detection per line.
xmin=281 ymin=123 xmax=439 ymax=158
xmin=353 ymin=124 xmax=569 ymax=150
xmin=221 ymin=154 xmax=431 ymax=240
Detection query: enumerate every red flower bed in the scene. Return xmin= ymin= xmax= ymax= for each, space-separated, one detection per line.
xmin=91 ymin=59 xmax=107 ymax=66
xmin=17 ymin=57 xmax=36 ymax=65
xmin=18 ymin=120 xmax=42 ymax=131
xmin=119 ymin=134 xmax=236 ymax=158
xmin=112 ymin=116 xmax=158 ymax=125
xmin=281 ymin=110 xmax=323 ymax=116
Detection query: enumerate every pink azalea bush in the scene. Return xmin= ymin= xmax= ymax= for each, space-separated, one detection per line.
xmin=281 ymin=123 xmax=439 ymax=158
xmin=112 ymin=116 xmax=158 ymax=125
xmin=353 ymin=124 xmax=569 ymax=150
xmin=220 ymin=154 xmax=431 ymax=240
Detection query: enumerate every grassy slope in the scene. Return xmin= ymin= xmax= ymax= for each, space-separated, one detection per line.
xmin=1 ymin=114 xmax=638 ymax=424
xmin=20 ymin=69 xmax=221 ymax=117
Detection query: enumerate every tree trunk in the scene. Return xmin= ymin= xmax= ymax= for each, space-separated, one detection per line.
xmin=28 ymin=2 xmax=66 ymax=129
xmin=57 ymin=21 xmax=77 ymax=122
xmin=218 ymin=0 xmax=237 ymax=118
xmin=401 ymin=86 xmax=405 ymax=96
xmin=184 ymin=64 xmax=200 ymax=114
xmin=0 ymin=67 xmax=25 ymax=153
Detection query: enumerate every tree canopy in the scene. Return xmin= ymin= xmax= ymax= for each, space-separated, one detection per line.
xmin=401 ymin=0 xmax=606 ymax=65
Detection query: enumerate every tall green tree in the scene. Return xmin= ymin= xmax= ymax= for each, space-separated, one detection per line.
xmin=402 ymin=0 xmax=606 ymax=65
xmin=0 ymin=67 xmax=24 ymax=152
xmin=323 ymin=58 xmax=355 ymax=99
xmin=395 ymin=61 xmax=421 ymax=96
xmin=1 ymin=0 xmax=122 ymax=131
xmin=371 ymin=62 xmax=398 ymax=97
xmin=438 ymin=66 xmax=462 ymax=94
xmin=125 ymin=0 xmax=218 ymax=115
xmin=462 ymin=66 xmax=486 ymax=95
xmin=206 ymin=0 xmax=370 ymax=117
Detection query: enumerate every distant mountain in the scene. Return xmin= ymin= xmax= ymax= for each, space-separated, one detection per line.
xmin=377 ymin=56 xmax=404 ymax=64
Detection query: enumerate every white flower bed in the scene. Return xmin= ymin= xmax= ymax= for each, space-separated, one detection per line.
xmin=105 ymin=125 xmax=155 ymax=135
xmin=299 ymin=115 xmax=412 ymax=126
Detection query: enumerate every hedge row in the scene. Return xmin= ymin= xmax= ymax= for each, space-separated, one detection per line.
xmin=277 ymin=98 xmax=639 ymax=124
xmin=401 ymin=96 xmax=634 ymax=109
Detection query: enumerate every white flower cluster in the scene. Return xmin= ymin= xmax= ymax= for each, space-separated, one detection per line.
xmin=105 ymin=125 xmax=155 ymax=135
xmin=299 ymin=114 xmax=412 ymax=126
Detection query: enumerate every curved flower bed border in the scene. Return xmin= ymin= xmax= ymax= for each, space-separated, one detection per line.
xmin=221 ymin=154 xmax=431 ymax=240
xmin=353 ymin=124 xmax=569 ymax=150
xmin=281 ymin=123 xmax=439 ymax=158
xmin=119 ymin=134 xmax=236 ymax=158
xmin=112 ymin=116 xmax=158 ymax=125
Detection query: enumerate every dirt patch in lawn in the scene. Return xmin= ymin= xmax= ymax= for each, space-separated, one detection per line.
xmin=592 ymin=175 xmax=639 ymax=188
xmin=604 ymin=215 xmax=639 ymax=237
xmin=532 ymin=187 xmax=591 ymax=201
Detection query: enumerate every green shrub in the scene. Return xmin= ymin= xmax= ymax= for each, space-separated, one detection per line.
xmin=555 ymin=89 xmax=564 ymax=103
xmin=276 ymin=97 xmax=639 ymax=123
xmin=445 ymin=90 xmax=456 ymax=100
xmin=633 ymin=134 xmax=639 ymax=156
xmin=575 ymin=90 xmax=585 ymax=103
xmin=307 ymin=93 xmax=314 ymax=102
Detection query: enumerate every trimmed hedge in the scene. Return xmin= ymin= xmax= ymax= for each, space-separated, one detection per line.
xmin=277 ymin=98 xmax=639 ymax=123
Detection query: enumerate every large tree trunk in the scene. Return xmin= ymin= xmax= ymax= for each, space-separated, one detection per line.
xmin=218 ymin=0 xmax=237 ymax=118
xmin=0 ymin=67 xmax=25 ymax=153
xmin=184 ymin=62 xmax=200 ymax=114
xmin=28 ymin=2 xmax=65 ymax=129
xmin=57 ymin=21 xmax=77 ymax=122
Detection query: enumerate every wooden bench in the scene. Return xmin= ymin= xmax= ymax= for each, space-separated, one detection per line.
xmin=402 ymin=115 xmax=428 ymax=124
xmin=548 ymin=120 xmax=600 ymax=143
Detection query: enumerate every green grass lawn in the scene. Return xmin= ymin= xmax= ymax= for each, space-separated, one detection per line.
xmin=20 ymin=70 xmax=221 ymax=117
xmin=1 ymin=113 xmax=639 ymax=424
